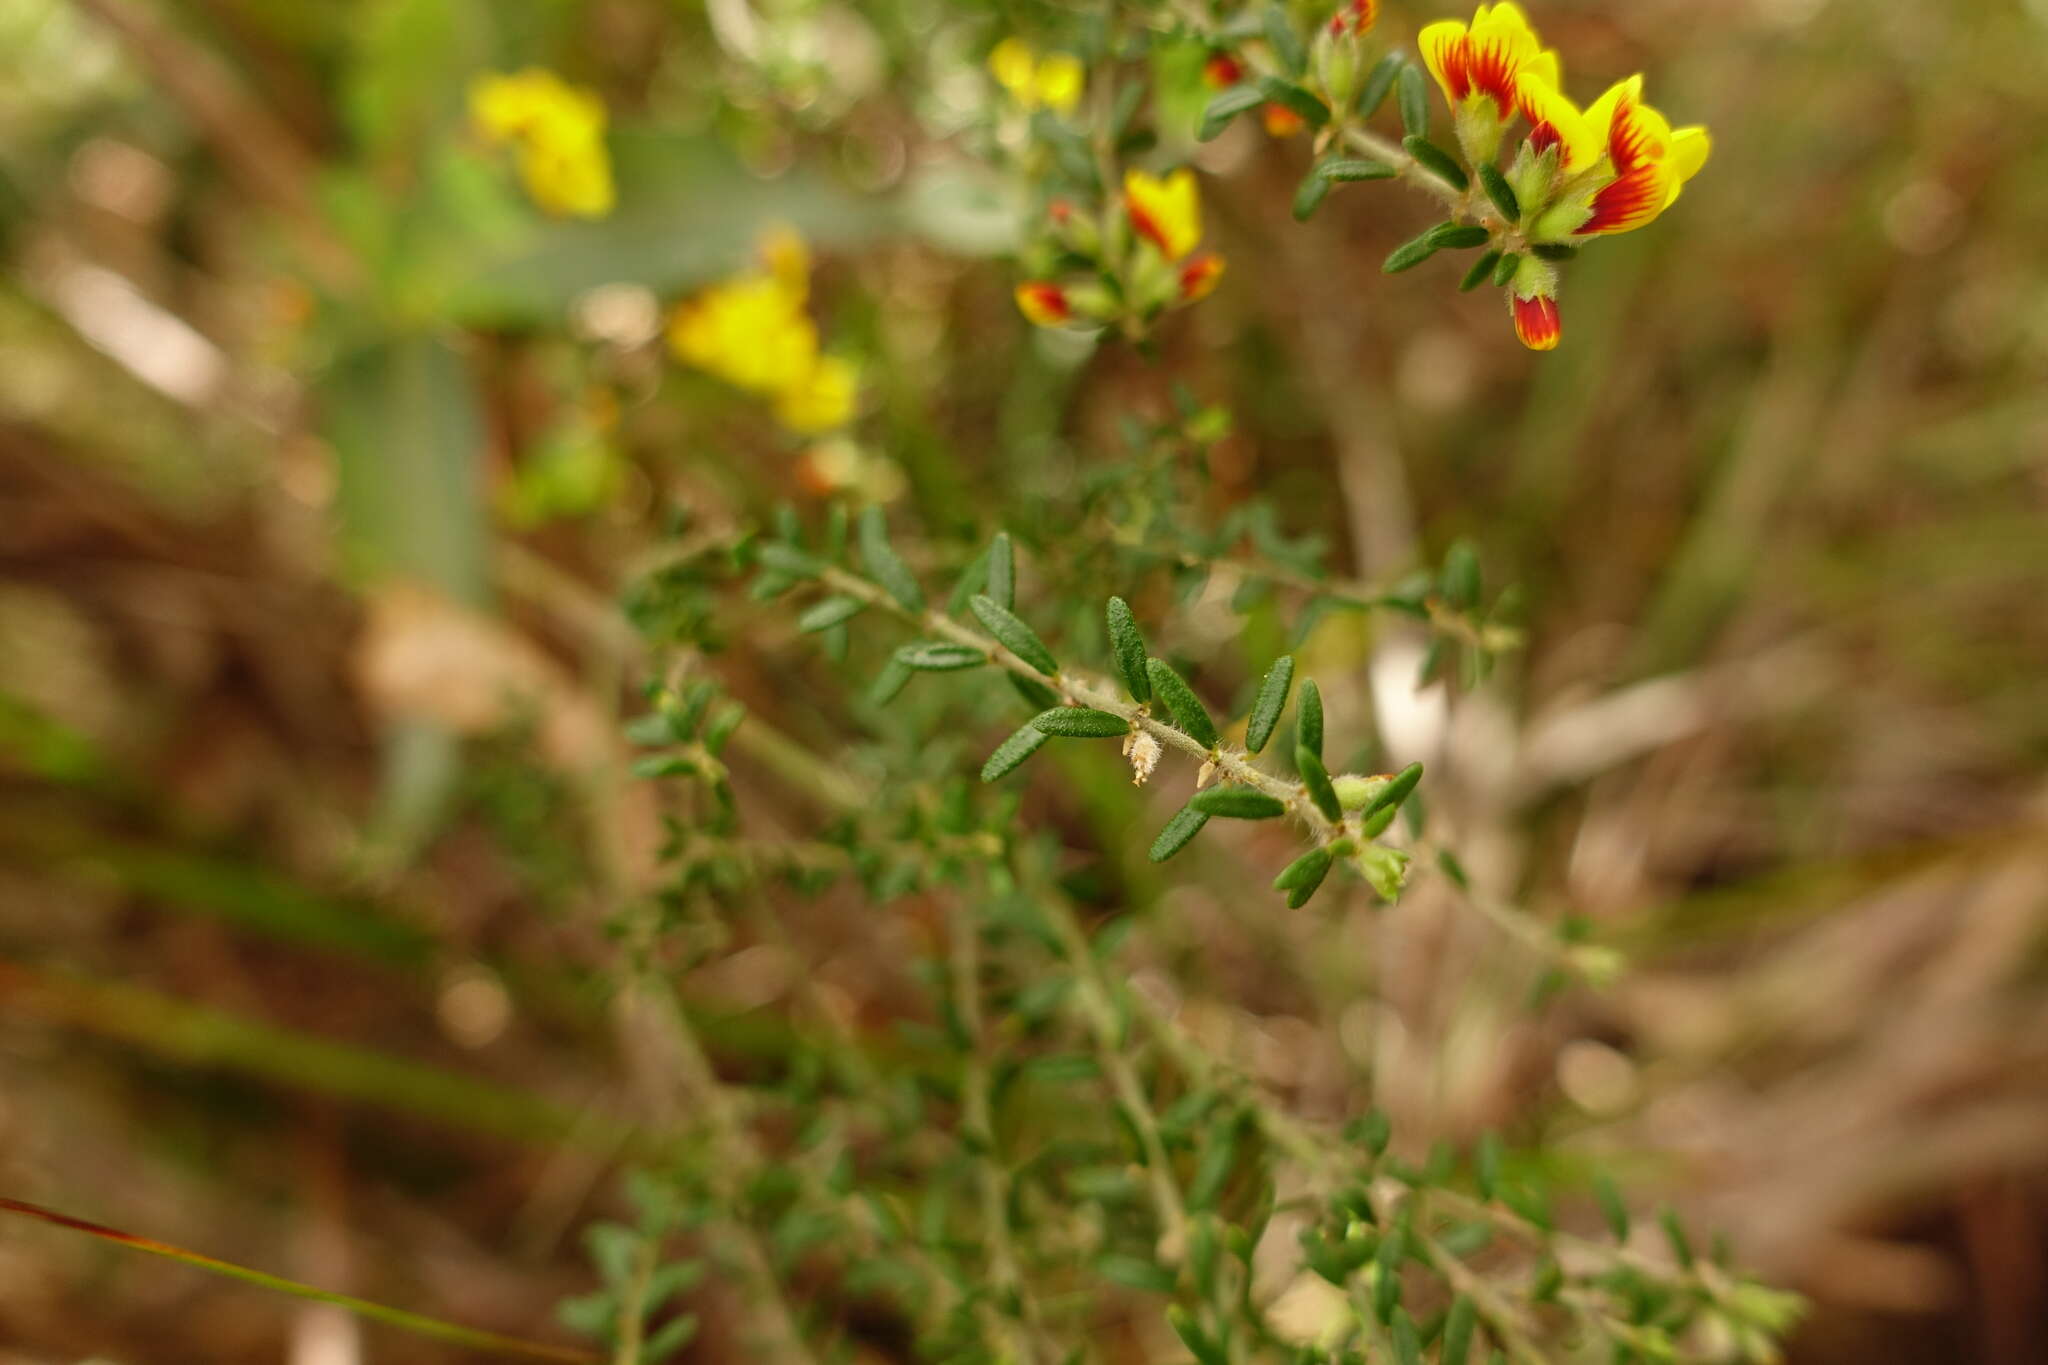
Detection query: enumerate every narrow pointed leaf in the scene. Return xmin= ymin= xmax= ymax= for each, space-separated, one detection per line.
xmin=1491 ymin=250 xmax=1520 ymax=286
xmin=1404 ymin=135 xmax=1469 ymax=190
xmin=1460 ymin=250 xmax=1502 ymax=292
xmin=859 ymin=506 xmax=925 ymax=613
xmin=1244 ymin=655 xmax=1295 ymax=754
xmin=1273 ymin=846 xmax=1331 ymax=893
xmin=1362 ymin=761 xmax=1423 ymax=815
xmin=797 ymin=596 xmax=864 ymax=633
xmin=895 ymin=641 xmax=985 ymax=671
xmin=1382 ymin=232 xmax=1438 ymax=274
xmin=1198 ymin=85 xmax=1265 ymax=141
xmin=1296 ymin=745 xmax=1342 ymax=821
xmin=987 ymin=532 xmax=1015 ymax=610
xmin=1397 ymin=63 xmax=1428 ymax=136
xmin=1149 ymin=805 xmax=1210 ymax=862
xmin=1297 ymin=678 xmax=1324 ymax=760
xmin=1105 ymin=597 xmax=1151 ymax=702
xmin=1145 ymin=658 xmax=1217 ymax=748
xmin=1031 ymin=707 xmax=1129 ymax=739
xmin=1257 ymin=76 xmax=1328 ymax=128
xmin=1442 ymin=1297 xmax=1477 ymax=1365
xmin=1357 ymin=52 xmax=1401 ymax=116
xmin=1477 ymin=162 xmax=1521 ymax=222
xmin=1189 ymin=787 xmax=1286 ymax=819
xmin=970 ymin=594 xmax=1058 ymax=675
xmin=982 ymin=723 xmax=1051 ymax=781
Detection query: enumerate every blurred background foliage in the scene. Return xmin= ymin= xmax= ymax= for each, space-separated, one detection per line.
xmin=1 ymin=0 xmax=2045 ymax=1361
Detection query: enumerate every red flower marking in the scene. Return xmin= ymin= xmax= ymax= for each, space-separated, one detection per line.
xmin=1204 ymin=52 xmax=1245 ymax=87
xmin=1125 ymin=197 xmax=1169 ymax=256
xmin=1527 ymin=120 xmax=1561 ymax=157
xmin=1581 ymin=92 xmax=1671 ymax=233
xmin=1442 ymin=37 xmax=1519 ymax=118
xmin=1331 ymin=0 xmax=1379 ymax=35
xmin=1020 ymin=283 xmax=1070 ymax=323
xmin=1512 ymin=293 xmax=1561 ymax=350
xmin=1178 ymin=254 xmax=1224 ymax=302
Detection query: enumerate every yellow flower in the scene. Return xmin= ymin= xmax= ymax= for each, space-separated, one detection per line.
xmin=987 ymin=39 xmax=1084 ymax=114
xmin=468 ymin=69 xmax=614 ymax=218
xmin=1418 ymin=4 xmax=1560 ymax=163
xmin=774 ymin=355 xmax=859 ymax=434
xmin=1123 ymin=168 xmax=1203 ymax=261
xmin=670 ymin=275 xmax=819 ymax=395
xmin=1520 ymin=75 xmax=1710 ymax=239
xmin=669 ymin=228 xmax=858 ymax=433
xmin=1419 ymin=4 xmax=1555 ymax=117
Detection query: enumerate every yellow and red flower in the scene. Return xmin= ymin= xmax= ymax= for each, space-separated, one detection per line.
xmin=1124 ymin=168 xmax=1204 ymax=262
xmin=1516 ymin=74 xmax=1710 ymax=241
xmin=1178 ymin=255 xmax=1226 ymax=304
xmin=1013 ymin=282 xmax=1073 ymax=327
xmin=1328 ymin=0 xmax=1379 ymax=36
xmin=1262 ymin=103 xmax=1308 ymax=138
xmin=1510 ymin=292 xmax=1560 ymax=351
xmin=1418 ymin=3 xmax=1560 ymax=163
xmin=1203 ymin=51 xmax=1246 ymax=88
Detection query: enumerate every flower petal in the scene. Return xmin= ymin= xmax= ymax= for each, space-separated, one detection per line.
xmin=1663 ymin=125 xmax=1711 ymax=206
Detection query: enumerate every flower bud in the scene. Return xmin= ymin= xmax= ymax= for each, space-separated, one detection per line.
xmin=1047 ymin=197 xmax=1100 ymax=257
xmin=1312 ymin=24 xmax=1361 ymax=112
xmin=1203 ymin=51 xmax=1245 ymax=88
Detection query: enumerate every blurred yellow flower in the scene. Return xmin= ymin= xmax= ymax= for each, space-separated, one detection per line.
xmin=668 ymin=227 xmax=858 ymax=434
xmin=1518 ymin=75 xmax=1710 ymax=240
xmin=468 ymin=69 xmax=614 ymax=218
xmin=987 ymin=38 xmax=1085 ymax=114
xmin=1123 ymin=168 xmax=1203 ymax=261
xmin=774 ymin=355 xmax=859 ymax=434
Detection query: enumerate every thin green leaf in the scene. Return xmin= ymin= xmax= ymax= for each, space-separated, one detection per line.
xmin=1292 ymin=170 xmax=1332 ymax=221
xmin=1404 ymin=135 xmax=1470 ymax=190
xmin=895 ymin=641 xmax=985 ymax=671
xmin=755 ymin=542 xmax=822 ymax=578
xmin=1460 ymin=250 xmax=1502 ymax=291
xmin=969 ymin=594 xmax=1058 ymax=675
xmin=1031 ymin=707 xmax=1129 ymax=739
xmin=981 ymin=723 xmax=1052 ymax=782
xmin=1477 ymin=162 xmax=1521 ymax=222
xmin=1149 ymin=805 xmax=1210 ymax=862
xmin=1357 ymin=52 xmax=1401 ymax=116
xmin=1594 ymin=1172 xmax=1631 ymax=1242
xmin=1244 ymin=655 xmax=1295 ymax=754
xmin=1382 ymin=231 xmax=1438 ymax=274
xmin=1105 ymin=597 xmax=1151 ymax=702
xmin=1396 ymin=62 xmax=1428 ymax=136
xmin=1425 ymin=222 xmax=1491 ymax=249
xmin=1189 ymin=787 xmax=1287 ymax=820
xmin=796 ymin=596 xmax=864 ymax=633
xmin=1492 ymin=250 xmax=1520 ymax=286
xmin=1297 ymin=678 xmax=1324 ymax=760
xmin=1318 ymin=157 xmax=1399 ymax=182
xmin=1257 ymin=76 xmax=1329 ymax=128
xmin=1296 ymin=745 xmax=1342 ymax=821
xmin=1361 ymin=760 xmax=1423 ymax=817
xmin=987 ymin=532 xmax=1015 ymax=610
xmin=1272 ymin=846 xmax=1332 ymax=893
xmin=858 ymin=506 xmax=925 ymax=613
xmin=1442 ymin=1296 xmax=1477 ymax=1365
xmin=1197 ymin=85 xmax=1264 ymax=142
xmin=1145 ymin=658 xmax=1218 ymax=748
